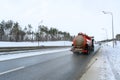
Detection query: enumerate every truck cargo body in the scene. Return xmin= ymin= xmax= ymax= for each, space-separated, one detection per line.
xmin=71 ymin=33 xmax=94 ymax=54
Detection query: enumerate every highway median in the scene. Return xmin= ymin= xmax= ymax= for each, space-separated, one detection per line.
xmin=0 ymin=46 xmax=71 ymax=52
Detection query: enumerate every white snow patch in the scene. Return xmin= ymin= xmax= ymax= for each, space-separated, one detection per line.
xmin=0 ymin=48 xmax=71 ymax=61
xmin=0 ymin=41 xmax=72 ymax=61
xmin=80 ymin=41 xmax=120 ymax=80
xmin=80 ymin=48 xmax=116 ymax=80
xmin=0 ymin=41 xmax=72 ymax=47
xmin=105 ymin=41 xmax=120 ymax=80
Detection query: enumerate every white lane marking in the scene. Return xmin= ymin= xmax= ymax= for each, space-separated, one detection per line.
xmin=0 ymin=66 xmax=25 ymax=76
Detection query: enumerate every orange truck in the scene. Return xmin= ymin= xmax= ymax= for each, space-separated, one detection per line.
xmin=71 ymin=32 xmax=94 ymax=54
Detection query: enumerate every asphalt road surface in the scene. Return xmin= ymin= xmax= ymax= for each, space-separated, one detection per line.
xmin=0 ymin=47 xmax=99 ymax=80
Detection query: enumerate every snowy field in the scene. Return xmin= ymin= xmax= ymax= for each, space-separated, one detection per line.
xmin=0 ymin=41 xmax=72 ymax=47
xmin=80 ymin=41 xmax=120 ymax=80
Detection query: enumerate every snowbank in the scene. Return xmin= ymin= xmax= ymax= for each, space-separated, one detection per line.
xmin=0 ymin=41 xmax=72 ymax=47
xmin=105 ymin=41 xmax=120 ymax=80
xmin=0 ymin=48 xmax=71 ymax=61
xmin=80 ymin=47 xmax=116 ymax=80
xmin=80 ymin=41 xmax=120 ymax=80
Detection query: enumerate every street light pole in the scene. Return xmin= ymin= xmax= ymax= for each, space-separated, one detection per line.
xmin=102 ymin=11 xmax=114 ymax=48
xmin=111 ymin=13 xmax=114 ymax=48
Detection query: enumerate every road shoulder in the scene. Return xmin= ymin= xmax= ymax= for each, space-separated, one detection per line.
xmin=79 ymin=47 xmax=116 ymax=80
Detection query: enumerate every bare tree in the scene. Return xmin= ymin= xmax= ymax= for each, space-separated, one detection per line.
xmin=0 ymin=26 xmax=4 ymax=40
xmin=10 ymin=22 xmax=20 ymax=41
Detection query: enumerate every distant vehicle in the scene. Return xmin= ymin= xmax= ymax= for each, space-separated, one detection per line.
xmin=71 ymin=32 xmax=94 ymax=55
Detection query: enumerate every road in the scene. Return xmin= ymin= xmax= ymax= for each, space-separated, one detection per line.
xmin=0 ymin=47 xmax=99 ymax=80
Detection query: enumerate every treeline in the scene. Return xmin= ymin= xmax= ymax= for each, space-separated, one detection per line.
xmin=0 ymin=20 xmax=73 ymax=42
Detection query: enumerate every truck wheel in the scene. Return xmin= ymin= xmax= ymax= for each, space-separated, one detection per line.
xmin=92 ymin=48 xmax=94 ymax=51
xmin=73 ymin=52 xmax=80 ymax=55
xmin=85 ymin=44 xmax=90 ymax=55
xmin=86 ymin=49 xmax=90 ymax=55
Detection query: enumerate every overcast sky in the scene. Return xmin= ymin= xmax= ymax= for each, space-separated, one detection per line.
xmin=0 ymin=0 xmax=120 ymax=41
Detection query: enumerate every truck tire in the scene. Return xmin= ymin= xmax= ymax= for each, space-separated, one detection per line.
xmin=87 ymin=48 xmax=90 ymax=55
xmin=92 ymin=47 xmax=94 ymax=51
xmin=85 ymin=44 xmax=90 ymax=55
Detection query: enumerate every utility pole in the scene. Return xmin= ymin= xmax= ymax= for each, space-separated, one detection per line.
xmin=102 ymin=11 xmax=114 ymax=48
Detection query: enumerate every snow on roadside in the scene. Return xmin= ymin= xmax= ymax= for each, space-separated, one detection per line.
xmin=105 ymin=41 xmax=120 ymax=80
xmin=80 ymin=41 xmax=120 ymax=80
xmin=80 ymin=47 xmax=116 ymax=80
xmin=0 ymin=41 xmax=72 ymax=47
xmin=0 ymin=41 xmax=72 ymax=62
xmin=0 ymin=48 xmax=71 ymax=62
